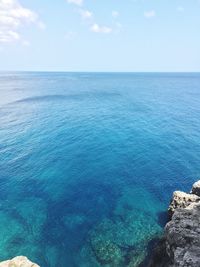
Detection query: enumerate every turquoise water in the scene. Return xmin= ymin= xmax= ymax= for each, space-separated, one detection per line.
xmin=0 ymin=72 xmax=200 ymax=266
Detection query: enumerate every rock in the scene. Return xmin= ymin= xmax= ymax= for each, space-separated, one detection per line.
xmin=148 ymin=238 xmax=170 ymax=267
xmin=90 ymin=238 xmax=124 ymax=266
xmin=127 ymin=249 xmax=147 ymax=267
xmin=0 ymin=256 xmax=39 ymax=267
xmin=165 ymin=203 xmax=200 ymax=266
xmin=191 ymin=180 xmax=200 ymax=196
xmin=168 ymin=191 xmax=200 ymax=217
xmin=149 ymin=181 xmax=200 ymax=267
xmin=87 ymin=209 xmax=162 ymax=266
xmin=89 ymin=213 xmax=161 ymax=250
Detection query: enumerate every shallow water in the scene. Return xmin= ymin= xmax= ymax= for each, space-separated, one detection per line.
xmin=0 ymin=72 xmax=200 ymax=266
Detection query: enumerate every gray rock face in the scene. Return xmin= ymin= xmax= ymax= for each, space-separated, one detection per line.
xmin=0 ymin=256 xmax=40 ymax=267
xmin=149 ymin=181 xmax=200 ymax=267
xmin=165 ymin=203 xmax=200 ymax=267
xmin=168 ymin=191 xmax=200 ymax=217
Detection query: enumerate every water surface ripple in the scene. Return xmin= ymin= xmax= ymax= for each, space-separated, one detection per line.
xmin=0 ymin=72 xmax=200 ymax=266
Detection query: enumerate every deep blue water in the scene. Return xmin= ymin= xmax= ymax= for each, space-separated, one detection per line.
xmin=0 ymin=72 xmax=200 ymax=267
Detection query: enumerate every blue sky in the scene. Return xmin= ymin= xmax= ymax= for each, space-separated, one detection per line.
xmin=0 ymin=0 xmax=200 ymax=72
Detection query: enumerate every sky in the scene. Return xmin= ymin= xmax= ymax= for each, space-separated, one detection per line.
xmin=0 ymin=0 xmax=200 ymax=72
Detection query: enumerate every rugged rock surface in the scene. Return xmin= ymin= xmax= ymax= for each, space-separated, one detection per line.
xmin=168 ymin=191 xmax=200 ymax=218
xmin=0 ymin=256 xmax=40 ymax=267
xmin=149 ymin=180 xmax=200 ymax=267
xmin=191 ymin=180 xmax=200 ymax=197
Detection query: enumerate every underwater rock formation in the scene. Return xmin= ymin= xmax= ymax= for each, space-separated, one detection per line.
xmin=83 ymin=208 xmax=162 ymax=266
xmin=149 ymin=180 xmax=200 ymax=267
xmin=0 ymin=256 xmax=39 ymax=267
xmin=3 ymin=181 xmax=200 ymax=267
xmin=77 ymin=186 xmax=163 ymax=266
xmin=91 ymin=238 xmax=123 ymax=266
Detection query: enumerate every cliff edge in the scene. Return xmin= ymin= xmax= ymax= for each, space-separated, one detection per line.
xmin=149 ymin=180 xmax=200 ymax=267
xmin=0 ymin=256 xmax=40 ymax=267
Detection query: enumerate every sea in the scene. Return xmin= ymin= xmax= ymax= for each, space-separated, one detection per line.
xmin=0 ymin=72 xmax=200 ymax=267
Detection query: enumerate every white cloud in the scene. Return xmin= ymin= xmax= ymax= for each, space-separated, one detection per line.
xmin=112 ymin=10 xmax=119 ymax=18
xmin=90 ymin=23 xmax=112 ymax=34
xmin=79 ymin=9 xmax=93 ymax=20
xmin=0 ymin=29 xmax=19 ymax=42
xmin=144 ymin=10 xmax=156 ymax=18
xmin=67 ymin=0 xmax=115 ymax=35
xmin=67 ymin=0 xmax=83 ymax=6
xmin=0 ymin=0 xmax=44 ymax=43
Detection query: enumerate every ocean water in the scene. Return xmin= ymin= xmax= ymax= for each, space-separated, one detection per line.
xmin=0 ymin=72 xmax=200 ymax=267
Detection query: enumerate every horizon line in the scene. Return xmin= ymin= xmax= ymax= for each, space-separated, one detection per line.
xmin=0 ymin=70 xmax=200 ymax=74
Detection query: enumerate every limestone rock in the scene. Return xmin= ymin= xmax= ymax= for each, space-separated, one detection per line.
xmin=191 ymin=180 xmax=200 ymax=197
xmin=149 ymin=181 xmax=200 ymax=267
xmin=165 ymin=202 xmax=200 ymax=266
xmin=168 ymin=191 xmax=200 ymax=217
xmin=0 ymin=256 xmax=40 ymax=267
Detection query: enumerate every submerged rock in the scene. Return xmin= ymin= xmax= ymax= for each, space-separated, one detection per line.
xmin=91 ymin=239 xmax=123 ymax=266
xmin=149 ymin=180 xmax=200 ymax=267
xmin=0 ymin=256 xmax=39 ymax=267
xmin=127 ymin=249 xmax=147 ymax=267
xmin=87 ymin=208 xmax=162 ymax=266
xmin=90 ymin=212 xmax=161 ymax=249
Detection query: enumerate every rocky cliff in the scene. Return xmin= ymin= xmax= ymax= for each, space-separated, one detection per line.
xmin=0 ymin=256 xmax=39 ymax=267
xmin=149 ymin=180 xmax=200 ymax=267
